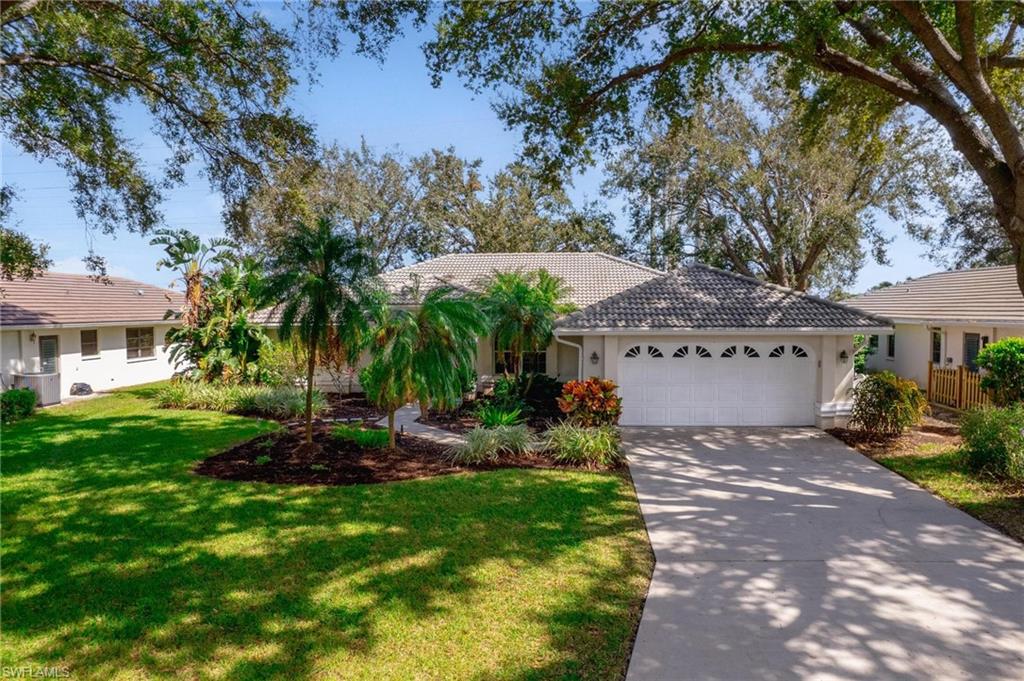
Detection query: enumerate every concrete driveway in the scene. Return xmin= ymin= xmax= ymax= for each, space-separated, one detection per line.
xmin=624 ymin=427 xmax=1024 ymax=681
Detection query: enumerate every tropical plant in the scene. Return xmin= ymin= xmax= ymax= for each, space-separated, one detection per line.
xmin=489 ymin=375 xmax=527 ymax=412
xmin=332 ymin=422 xmax=390 ymax=449
xmin=1 ymin=388 xmax=36 ymax=424
xmin=476 ymin=404 xmax=523 ymax=428
xmin=155 ymin=382 xmax=324 ymax=419
xmin=543 ymin=423 xmax=623 ymax=468
xmin=263 ymin=217 xmax=380 ymax=445
xmin=976 ymin=338 xmax=1024 ymax=406
xmin=445 ymin=424 xmax=534 ymax=465
xmin=150 ymin=228 xmax=233 ymax=327
xmin=480 ymin=269 xmax=572 ymax=394
xmin=557 ymin=378 xmax=622 ymax=427
xmin=257 ymin=339 xmax=308 ymax=388
xmin=849 ymin=371 xmax=928 ymax=436
xmin=361 ymin=284 xmax=489 ymax=448
xmin=961 ymin=405 xmax=1024 ymax=482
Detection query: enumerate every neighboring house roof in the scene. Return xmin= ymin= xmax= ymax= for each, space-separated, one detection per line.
xmin=253 ymin=252 xmax=665 ymax=325
xmin=0 ymin=272 xmax=184 ymax=328
xmin=555 ymin=264 xmax=891 ymax=333
xmin=379 ymin=252 xmax=665 ymax=307
xmin=847 ymin=265 xmax=1024 ymax=326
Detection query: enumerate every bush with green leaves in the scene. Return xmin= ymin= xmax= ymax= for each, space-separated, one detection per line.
xmin=542 ymin=423 xmax=623 ymax=468
xmin=155 ymin=381 xmax=324 ymax=419
xmin=848 ymin=371 xmax=927 ymax=436
xmin=476 ymin=403 xmax=523 ymax=427
xmin=489 ymin=375 xmax=527 ymax=411
xmin=332 ymin=422 xmax=390 ymax=448
xmin=960 ymin=405 xmax=1024 ymax=482
xmin=1 ymin=388 xmax=36 ymax=424
xmin=976 ymin=337 xmax=1024 ymax=406
xmin=258 ymin=340 xmax=308 ymax=388
xmin=446 ymin=424 xmax=535 ymax=465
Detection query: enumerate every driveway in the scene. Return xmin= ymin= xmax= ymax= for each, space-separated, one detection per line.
xmin=624 ymin=427 xmax=1024 ymax=681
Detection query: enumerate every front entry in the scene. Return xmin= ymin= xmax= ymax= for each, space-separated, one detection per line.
xmin=617 ymin=340 xmax=815 ymax=426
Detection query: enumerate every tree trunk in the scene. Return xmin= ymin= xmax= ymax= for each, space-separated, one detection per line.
xmin=304 ymin=340 xmax=316 ymax=444
xmin=387 ymin=409 xmax=396 ymax=448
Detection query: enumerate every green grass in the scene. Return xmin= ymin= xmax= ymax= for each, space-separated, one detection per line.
xmin=877 ymin=447 xmax=1024 ymax=543
xmin=1 ymin=385 xmax=652 ymax=679
xmin=331 ymin=422 xmax=390 ymax=449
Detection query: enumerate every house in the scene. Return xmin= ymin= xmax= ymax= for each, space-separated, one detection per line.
xmin=257 ymin=252 xmax=889 ymax=428
xmin=847 ymin=265 xmax=1024 ymax=389
xmin=1 ymin=272 xmax=183 ymax=403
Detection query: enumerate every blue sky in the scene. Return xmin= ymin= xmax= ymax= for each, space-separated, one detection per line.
xmin=3 ymin=12 xmax=937 ymax=294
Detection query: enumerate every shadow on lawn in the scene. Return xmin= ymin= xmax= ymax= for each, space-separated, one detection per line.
xmin=2 ymin=389 xmax=650 ymax=679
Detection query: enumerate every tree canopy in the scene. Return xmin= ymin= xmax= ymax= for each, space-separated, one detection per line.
xmin=607 ymin=82 xmax=950 ymax=293
xmin=337 ymin=1 xmax=1024 ymax=293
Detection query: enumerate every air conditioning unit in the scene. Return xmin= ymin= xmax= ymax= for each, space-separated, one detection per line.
xmin=12 ymin=372 xmax=61 ymax=406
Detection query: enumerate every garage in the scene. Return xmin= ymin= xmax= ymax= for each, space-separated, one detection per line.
xmin=616 ymin=339 xmax=816 ymax=426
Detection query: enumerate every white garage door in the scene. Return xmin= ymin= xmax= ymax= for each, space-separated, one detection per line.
xmin=618 ymin=340 xmax=816 ymax=426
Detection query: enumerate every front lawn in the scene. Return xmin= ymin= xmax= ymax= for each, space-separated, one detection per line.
xmin=1 ymin=386 xmax=652 ymax=679
xmin=831 ymin=421 xmax=1024 ymax=544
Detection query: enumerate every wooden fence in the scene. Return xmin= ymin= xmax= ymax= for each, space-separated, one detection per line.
xmin=927 ymin=362 xmax=991 ymax=410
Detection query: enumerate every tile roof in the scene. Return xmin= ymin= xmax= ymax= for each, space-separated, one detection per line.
xmin=378 ymin=252 xmax=665 ymax=307
xmin=555 ymin=264 xmax=891 ymax=332
xmin=846 ymin=265 xmax=1024 ymax=325
xmin=0 ymin=272 xmax=184 ymax=328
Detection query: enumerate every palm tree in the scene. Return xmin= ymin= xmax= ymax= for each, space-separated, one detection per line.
xmin=480 ymin=269 xmax=572 ymax=394
xmin=362 ymin=284 xmax=488 ymax=448
xmin=264 ymin=217 xmax=379 ymax=445
xmin=150 ymin=228 xmax=233 ymax=326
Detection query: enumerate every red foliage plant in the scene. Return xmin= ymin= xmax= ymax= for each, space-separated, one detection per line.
xmin=556 ymin=377 xmax=622 ymax=426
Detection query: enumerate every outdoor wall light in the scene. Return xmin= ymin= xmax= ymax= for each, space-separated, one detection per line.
xmin=839 ymin=350 xmax=849 ymax=364
xmin=590 ymin=351 xmax=600 ymax=365
xmin=29 ymin=332 xmax=36 ymax=342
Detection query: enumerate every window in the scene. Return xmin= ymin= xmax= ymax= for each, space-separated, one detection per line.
xmin=126 ymin=327 xmax=155 ymax=360
xmin=39 ymin=336 xmax=59 ymax=373
xmin=624 ymin=345 xmax=641 ymax=358
xmin=743 ymin=346 xmax=760 ymax=358
xmin=694 ymin=345 xmax=712 ymax=358
xmin=672 ymin=346 xmax=688 ymax=358
xmin=963 ymin=333 xmax=981 ymax=372
xmin=81 ymin=330 xmax=99 ymax=358
xmin=494 ymin=338 xmax=546 ymax=375
xmin=886 ymin=334 xmax=895 ymax=359
xmin=930 ymin=330 xmax=942 ymax=364
xmin=647 ymin=345 xmax=663 ymax=358
xmin=869 ymin=335 xmax=879 ymax=349
xmin=791 ymin=345 xmax=809 ymax=358
xmin=721 ymin=345 xmax=737 ymax=358
xmin=768 ymin=345 xmax=785 ymax=358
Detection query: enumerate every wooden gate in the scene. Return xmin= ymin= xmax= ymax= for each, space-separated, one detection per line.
xmin=927 ymin=362 xmax=991 ymax=410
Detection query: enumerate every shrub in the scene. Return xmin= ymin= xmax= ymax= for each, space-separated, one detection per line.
xmin=446 ymin=427 xmax=501 ymax=464
xmin=333 ymin=422 xmax=390 ymax=448
xmin=258 ymin=340 xmax=308 ymax=388
xmin=543 ymin=423 xmax=623 ymax=468
xmin=155 ymin=381 xmax=325 ymax=419
xmin=848 ymin=371 xmax=927 ymax=435
xmin=960 ymin=405 xmax=1024 ymax=481
xmin=491 ymin=424 xmax=534 ymax=455
xmin=1 ymin=388 xmax=36 ymax=424
xmin=976 ymin=337 xmax=1024 ymax=406
xmin=556 ymin=378 xmax=622 ymax=426
xmin=446 ymin=424 xmax=535 ymax=464
xmin=476 ymin=403 xmax=523 ymax=427
xmin=490 ymin=375 xmax=526 ymax=411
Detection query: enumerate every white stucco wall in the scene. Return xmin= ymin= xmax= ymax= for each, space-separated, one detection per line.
xmin=865 ymin=323 xmax=1024 ymax=389
xmin=1 ymin=324 xmax=177 ymax=400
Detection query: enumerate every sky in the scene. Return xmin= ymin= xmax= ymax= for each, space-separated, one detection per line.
xmin=3 ymin=8 xmax=941 ymax=295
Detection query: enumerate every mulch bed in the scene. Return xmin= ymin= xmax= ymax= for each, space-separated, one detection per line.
xmin=827 ymin=415 xmax=961 ymax=458
xmin=418 ymin=400 xmax=561 ymax=434
xmin=194 ymin=420 xmax=585 ymax=487
xmin=322 ymin=392 xmax=385 ymax=422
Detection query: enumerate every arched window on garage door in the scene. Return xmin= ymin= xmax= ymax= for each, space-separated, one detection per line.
xmin=623 ymin=345 xmax=641 ymax=358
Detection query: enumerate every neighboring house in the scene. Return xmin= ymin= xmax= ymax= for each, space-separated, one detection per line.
xmin=848 ymin=265 xmax=1024 ymax=389
xmin=1 ymin=273 xmax=183 ymax=403
xmin=259 ymin=252 xmax=889 ymax=428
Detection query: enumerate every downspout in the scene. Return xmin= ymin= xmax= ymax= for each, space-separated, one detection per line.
xmin=554 ymin=334 xmax=584 ymax=380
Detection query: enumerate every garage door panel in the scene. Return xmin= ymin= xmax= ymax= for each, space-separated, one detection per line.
xmin=617 ymin=338 xmax=814 ymax=426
